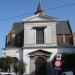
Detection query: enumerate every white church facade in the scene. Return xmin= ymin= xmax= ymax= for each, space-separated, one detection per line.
xmin=4 ymin=3 xmax=75 ymax=75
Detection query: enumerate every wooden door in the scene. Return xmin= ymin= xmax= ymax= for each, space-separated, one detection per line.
xmin=35 ymin=57 xmax=46 ymax=75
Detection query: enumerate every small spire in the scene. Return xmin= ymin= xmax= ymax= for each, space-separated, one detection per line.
xmin=34 ymin=2 xmax=44 ymax=14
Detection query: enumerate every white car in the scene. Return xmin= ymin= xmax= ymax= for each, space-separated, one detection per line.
xmin=0 ymin=72 xmax=13 ymax=75
xmin=62 ymin=71 xmax=74 ymax=75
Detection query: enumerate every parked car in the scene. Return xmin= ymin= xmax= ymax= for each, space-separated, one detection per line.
xmin=62 ymin=71 xmax=73 ymax=75
xmin=0 ymin=72 xmax=13 ymax=75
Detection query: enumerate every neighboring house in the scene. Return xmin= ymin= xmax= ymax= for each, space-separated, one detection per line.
xmin=4 ymin=3 xmax=75 ymax=75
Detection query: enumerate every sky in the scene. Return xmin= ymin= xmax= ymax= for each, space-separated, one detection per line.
xmin=0 ymin=0 xmax=75 ymax=57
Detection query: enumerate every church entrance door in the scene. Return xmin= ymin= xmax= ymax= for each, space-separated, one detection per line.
xmin=35 ymin=57 xmax=46 ymax=75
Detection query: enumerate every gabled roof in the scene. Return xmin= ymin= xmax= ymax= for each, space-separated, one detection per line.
xmin=22 ymin=3 xmax=58 ymax=22
xmin=12 ymin=3 xmax=72 ymax=35
xmin=22 ymin=14 xmax=58 ymax=22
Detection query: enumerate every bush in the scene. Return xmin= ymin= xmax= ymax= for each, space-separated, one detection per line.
xmin=19 ymin=61 xmax=25 ymax=75
xmin=0 ymin=56 xmax=26 ymax=75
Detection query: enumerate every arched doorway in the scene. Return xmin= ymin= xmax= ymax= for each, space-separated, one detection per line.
xmin=35 ymin=57 xmax=46 ymax=75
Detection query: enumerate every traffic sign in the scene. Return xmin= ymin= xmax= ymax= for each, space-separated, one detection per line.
xmin=56 ymin=53 xmax=61 ymax=60
xmin=54 ymin=60 xmax=62 ymax=67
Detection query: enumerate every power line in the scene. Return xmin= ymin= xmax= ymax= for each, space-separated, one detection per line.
xmin=45 ymin=3 xmax=75 ymax=11
xmin=0 ymin=3 xmax=75 ymax=22
xmin=0 ymin=12 xmax=33 ymax=22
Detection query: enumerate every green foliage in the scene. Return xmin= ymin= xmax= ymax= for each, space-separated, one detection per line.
xmin=0 ymin=56 xmax=26 ymax=75
xmin=19 ymin=61 xmax=25 ymax=75
xmin=6 ymin=56 xmax=13 ymax=64
xmin=0 ymin=57 xmax=6 ymax=71
xmin=13 ymin=62 xmax=19 ymax=75
xmin=0 ymin=57 xmax=9 ymax=71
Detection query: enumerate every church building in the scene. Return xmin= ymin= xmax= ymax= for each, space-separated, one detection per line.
xmin=5 ymin=3 xmax=75 ymax=75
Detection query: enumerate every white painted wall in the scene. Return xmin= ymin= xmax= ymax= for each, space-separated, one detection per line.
xmin=44 ymin=24 xmax=57 ymax=45
xmin=23 ymin=21 xmax=58 ymax=74
xmin=23 ymin=48 xmax=58 ymax=74
xmin=5 ymin=48 xmax=20 ymax=59
xmin=24 ymin=22 xmax=57 ymax=47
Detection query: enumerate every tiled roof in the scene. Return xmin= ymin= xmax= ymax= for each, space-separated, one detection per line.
xmin=12 ymin=22 xmax=24 ymax=34
xmin=56 ymin=21 xmax=72 ymax=34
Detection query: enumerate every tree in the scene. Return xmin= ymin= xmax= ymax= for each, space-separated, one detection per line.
xmin=19 ymin=61 xmax=25 ymax=75
xmin=0 ymin=57 xmax=5 ymax=71
xmin=0 ymin=56 xmax=13 ymax=72
xmin=13 ymin=57 xmax=19 ymax=75
xmin=0 ymin=56 xmax=26 ymax=75
xmin=5 ymin=56 xmax=13 ymax=71
xmin=13 ymin=62 xmax=19 ymax=75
